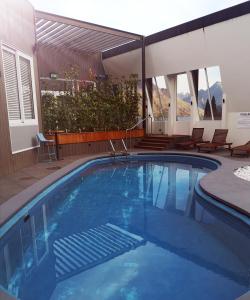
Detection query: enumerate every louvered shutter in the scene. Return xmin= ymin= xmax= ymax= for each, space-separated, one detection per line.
xmin=19 ymin=56 xmax=35 ymax=119
xmin=2 ymin=49 xmax=21 ymax=120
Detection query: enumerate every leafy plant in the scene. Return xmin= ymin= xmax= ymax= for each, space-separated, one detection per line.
xmin=41 ymin=68 xmax=142 ymax=133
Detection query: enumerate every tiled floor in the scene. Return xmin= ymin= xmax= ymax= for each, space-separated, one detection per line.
xmin=0 ymin=155 xmax=86 ymax=205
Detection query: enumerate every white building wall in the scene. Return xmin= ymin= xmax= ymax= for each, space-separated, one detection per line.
xmin=103 ymin=48 xmax=142 ymax=78
xmin=103 ymin=14 xmax=250 ymax=146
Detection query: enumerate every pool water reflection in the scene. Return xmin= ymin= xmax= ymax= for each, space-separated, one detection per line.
xmin=0 ymin=159 xmax=249 ymax=300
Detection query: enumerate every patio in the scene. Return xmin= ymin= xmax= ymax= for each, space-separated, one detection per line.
xmin=0 ymin=155 xmax=85 ymax=205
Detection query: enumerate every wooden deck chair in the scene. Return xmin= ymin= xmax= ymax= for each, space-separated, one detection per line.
xmin=231 ymin=141 xmax=250 ymax=157
xmin=176 ymin=128 xmax=205 ymax=149
xmin=197 ymin=129 xmax=232 ymax=152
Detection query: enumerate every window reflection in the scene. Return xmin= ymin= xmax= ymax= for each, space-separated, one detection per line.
xmin=32 ymin=205 xmax=49 ymax=265
xmin=137 ymin=162 xmax=203 ymax=216
xmin=0 ymin=248 xmax=7 ymax=288
xmin=176 ymin=169 xmax=190 ymax=211
xmin=0 ymin=204 xmax=49 ymax=297
xmin=152 ymin=165 xmax=169 ymax=209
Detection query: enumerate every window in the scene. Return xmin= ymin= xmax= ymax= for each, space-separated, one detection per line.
xmin=176 ymin=73 xmax=191 ymax=121
xmin=152 ymin=76 xmax=169 ymax=120
xmin=207 ymin=66 xmax=223 ymax=120
xmin=195 ymin=66 xmax=223 ymax=121
xmin=2 ymin=49 xmax=21 ymax=121
xmin=2 ymin=46 xmax=37 ymax=125
xmin=19 ymin=56 xmax=35 ymax=120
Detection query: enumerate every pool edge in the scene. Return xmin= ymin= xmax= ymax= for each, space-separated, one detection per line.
xmin=1 ymin=151 xmax=249 ymax=232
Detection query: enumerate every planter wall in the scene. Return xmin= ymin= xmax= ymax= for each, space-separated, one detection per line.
xmin=46 ymin=129 xmax=144 ymax=158
xmin=47 ymin=129 xmax=144 ymax=145
xmin=58 ymin=138 xmax=141 ymax=157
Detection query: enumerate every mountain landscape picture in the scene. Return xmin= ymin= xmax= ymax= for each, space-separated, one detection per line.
xmin=151 ymin=81 xmax=223 ymax=120
xmin=137 ymin=79 xmax=223 ymax=121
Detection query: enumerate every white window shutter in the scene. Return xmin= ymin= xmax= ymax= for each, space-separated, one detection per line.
xmin=19 ymin=56 xmax=35 ymax=119
xmin=2 ymin=49 xmax=21 ymax=120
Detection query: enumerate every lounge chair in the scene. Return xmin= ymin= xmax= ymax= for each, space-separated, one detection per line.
xmin=197 ymin=129 xmax=232 ymax=152
xmin=231 ymin=141 xmax=250 ymax=157
xmin=176 ymin=128 xmax=205 ymax=149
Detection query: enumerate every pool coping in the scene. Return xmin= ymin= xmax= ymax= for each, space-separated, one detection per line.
xmin=0 ymin=150 xmax=250 ymax=228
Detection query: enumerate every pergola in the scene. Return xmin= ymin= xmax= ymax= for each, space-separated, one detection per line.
xmin=35 ymin=10 xmax=146 ymax=121
xmin=35 ymin=10 xmax=142 ymax=54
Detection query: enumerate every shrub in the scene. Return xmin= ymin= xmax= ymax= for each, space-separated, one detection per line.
xmin=41 ymin=73 xmax=141 ymax=132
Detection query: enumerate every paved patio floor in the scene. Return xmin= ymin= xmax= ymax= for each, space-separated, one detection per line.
xmin=0 ymin=155 xmax=86 ymax=205
xmin=0 ymin=149 xmax=249 ymax=206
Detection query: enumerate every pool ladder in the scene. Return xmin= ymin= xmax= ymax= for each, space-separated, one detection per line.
xmin=109 ymin=139 xmax=128 ymax=157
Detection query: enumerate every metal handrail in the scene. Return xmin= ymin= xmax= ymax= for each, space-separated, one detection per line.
xmin=121 ymin=139 xmax=128 ymax=153
xmin=109 ymin=140 xmax=116 ymax=155
xmin=126 ymin=117 xmax=147 ymax=131
xmin=126 ymin=115 xmax=153 ymax=150
xmin=109 ymin=139 xmax=128 ymax=157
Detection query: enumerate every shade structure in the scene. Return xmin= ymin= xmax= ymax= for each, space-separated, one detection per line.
xmin=35 ymin=10 xmax=142 ymax=54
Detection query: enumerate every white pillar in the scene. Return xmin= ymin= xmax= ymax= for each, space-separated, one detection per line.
xmin=165 ymin=75 xmax=176 ymax=135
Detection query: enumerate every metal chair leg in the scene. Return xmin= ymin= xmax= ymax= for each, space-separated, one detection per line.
xmin=53 ymin=143 xmax=57 ymax=160
xmin=47 ymin=144 xmax=52 ymax=161
xmin=37 ymin=144 xmax=41 ymax=162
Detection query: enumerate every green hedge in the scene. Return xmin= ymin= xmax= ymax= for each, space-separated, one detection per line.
xmin=41 ymin=74 xmax=141 ymax=133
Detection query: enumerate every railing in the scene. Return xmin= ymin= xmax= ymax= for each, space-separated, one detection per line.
xmin=109 ymin=139 xmax=128 ymax=156
xmin=121 ymin=139 xmax=128 ymax=153
xmin=126 ymin=115 xmax=152 ymax=149
xmin=109 ymin=139 xmax=116 ymax=155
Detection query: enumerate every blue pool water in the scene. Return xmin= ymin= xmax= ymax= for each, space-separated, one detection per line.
xmin=0 ymin=155 xmax=250 ymax=300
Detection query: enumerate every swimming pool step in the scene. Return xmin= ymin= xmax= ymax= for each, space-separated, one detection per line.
xmin=53 ymin=223 xmax=145 ymax=281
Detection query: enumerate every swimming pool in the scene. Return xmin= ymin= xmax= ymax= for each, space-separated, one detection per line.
xmin=0 ymin=154 xmax=249 ymax=300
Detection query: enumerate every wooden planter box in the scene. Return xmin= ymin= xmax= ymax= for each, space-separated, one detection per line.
xmin=47 ymin=129 xmax=144 ymax=145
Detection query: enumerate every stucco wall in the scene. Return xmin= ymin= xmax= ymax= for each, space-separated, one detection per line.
xmin=38 ymin=46 xmax=105 ymax=89
xmin=0 ymin=0 xmax=41 ymax=174
xmin=102 ymin=48 xmax=142 ymax=79
xmin=103 ymin=14 xmax=250 ymax=145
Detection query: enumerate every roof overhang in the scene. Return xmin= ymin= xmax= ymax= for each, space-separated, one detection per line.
xmin=35 ymin=10 xmax=143 ymax=55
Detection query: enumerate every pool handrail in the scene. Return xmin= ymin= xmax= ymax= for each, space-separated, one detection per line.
xmin=126 ymin=115 xmax=152 ymax=149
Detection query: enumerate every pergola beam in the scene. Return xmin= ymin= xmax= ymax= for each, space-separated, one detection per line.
xmin=37 ymin=24 xmax=74 ymax=43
